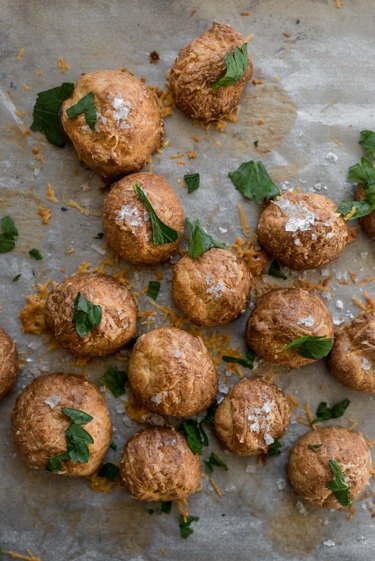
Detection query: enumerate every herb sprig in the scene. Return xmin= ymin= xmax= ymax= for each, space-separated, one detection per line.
xmin=228 ymin=160 xmax=280 ymax=203
xmin=133 ymin=184 xmax=178 ymax=246
xmin=72 ymin=292 xmax=102 ymax=338
xmin=212 ymin=43 xmax=249 ymax=90
xmin=282 ymin=335 xmax=333 ymax=360
xmin=312 ymin=399 xmax=350 ymax=424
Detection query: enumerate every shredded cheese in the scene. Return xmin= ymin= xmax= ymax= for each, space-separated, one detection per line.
xmin=46 ymin=183 xmax=59 ymax=203
xmin=38 ymin=206 xmax=52 ymax=225
xmin=16 ymin=48 xmax=24 ymax=61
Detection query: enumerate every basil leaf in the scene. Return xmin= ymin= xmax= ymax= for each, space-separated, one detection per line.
xmin=348 ymin=157 xmax=375 ymax=186
xmin=179 ymin=420 xmax=203 ymax=455
xmin=29 ymin=248 xmax=43 ymax=260
xmin=268 ymin=260 xmax=287 ymax=279
xmin=282 ymin=335 xmax=333 ymax=360
xmin=179 ymin=515 xmax=199 ymax=539
xmin=47 ymin=453 xmax=70 ymax=472
xmin=98 ymin=462 xmax=120 ymax=481
xmin=12 ymin=274 xmax=21 ymax=282
xmin=62 ymin=407 xmax=93 ymax=425
xmin=0 ymin=215 xmax=18 ymax=253
xmin=327 ymin=459 xmax=352 ymax=508
xmin=308 ymin=443 xmax=322 ymax=452
xmin=184 ymin=173 xmax=200 ymax=194
xmin=312 ymin=399 xmax=350 ymax=424
xmin=228 ymin=160 xmax=280 ymax=203
xmin=267 ymin=438 xmax=282 ymax=457
xmin=204 ymin=452 xmax=228 ymax=474
xmin=211 ymin=43 xmax=249 ymax=89
xmin=72 ymin=292 xmax=102 ymax=338
xmin=186 ymin=218 xmax=226 ymax=259
xmin=222 ymin=349 xmax=255 ymax=369
xmin=338 ymin=200 xmax=373 ymax=220
xmin=133 ymin=184 xmax=178 ymax=246
xmin=99 ymin=366 xmax=127 ymax=398
xmin=147 ymin=281 xmax=161 ymax=300
xmin=359 ymin=130 xmax=375 ymax=160
xmin=31 ymin=82 xmax=74 ymax=147
xmin=66 ymin=92 xmax=97 ymax=130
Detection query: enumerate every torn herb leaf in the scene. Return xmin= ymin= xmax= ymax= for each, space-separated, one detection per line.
xmin=66 ymin=91 xmax=97 ymax=130
xmin=133 ymin=184 xmax=178 ymax=246
xmin=211 ymin=43 xmax=249 ymax=89
xmin=204 ymin=452 xmax=228 ymax=474
xmin=327 ymin=459 xmax=352 ymax=508
xmin=268 ymin=260 xmax=287 ymax=279
xmin=282 ymin=335 xmax=333 ymax=360
xmin=99 ymin=366 xmax=127 ymax=398
xmin=228 ymin=160 xmax=280 ymax=203
xmin=184 ymin=173 xmax=200 ymax=194
xmin=222 ymin=349 xmax=255 ymax=369
xmin=179 ymin=515 xmax=199 ymax=539
xmin=147 ymin=281 xmax=161 ymax=300
xmin=0 ymin=215 xmax=18 ymax=253
xmin=98 ymin=462 xmax=120 ymax=481
xmin=359 ymin=130 xmax=375 ymax=160
xmin=31 ymin=82 xmax=74 ymax=147
xmin=72 ymin=292 xmax=102 ymax=338
xmin=267 ymin=438 xmax=282 ymax=457
xmin=308 ymin=443 xmax=322 ymax=452
xmin=186 ymin=218 xmax=225 ymax=259
xmin=29 ymin=248 xmax=43 ymax=260
xmin=312 ymin=399 xmax=350 ymax=424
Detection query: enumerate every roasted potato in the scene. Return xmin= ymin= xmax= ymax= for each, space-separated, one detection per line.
xmin=170 ymin=22 xmax=253 ymax=122
xmin=246 ymin=288 xmax=334 ymax=368
xmin=103 ymin=172 xmax=184 ymax=264
xmin=257 ymin=191 xmax=349 ymax=270
xmin=44 ymin=273 xmax=137 ymax=357
xmin=12 ymin=373 xmax=112 ymax=476
xmin=61 ymin=70 xmax=163 ymax=179
xmin=0 ymin=327 xmax=18 ymax=400
xmin=172 ymin=248 xmax=251 ymax=326
xmin=120 ymin=426 xmax=201 ymax=501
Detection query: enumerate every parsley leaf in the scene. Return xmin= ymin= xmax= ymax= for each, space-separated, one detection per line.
xmin=228 ymin=160 xmax=280 ymax=203
xmin=327 ymin=459 xmax=352 ymax=508
xmin=98 ymin=462 xmax=120 ymax=481
xmin=222 ymin=349 xmax=255 ymax=369
xmin=359 ymin=130 xmax=375 ymax=160
xmin=348 ymin=157 xmax=375 ymax=186
xmin=31 ymin=82 xmax=74 ymax=147
xmin=29 ymin=248 xmax=43 ymax=260
xmin=62 ymin=407 xmax=93 ymax=425
xmin=179 ymin=402 xmax=218 ymax=454
xmin=268 ymin=260 xmax=287 ymax=279
xmin=133 ymin=184 xmax=178 ymax=246
xmin=0 ymin=215 xmax=18 ymax=253
xmin=184 ymin=173 xmax=200 ymax=194
xmin=204 ymin=452 xmax=228 ymax=474
xmin=282 ymin=335 xmax=333 ymax=360
xmin=339 ymin=157 xmax=375 ymax=219
xmin=72 ymin=292 xmax=102 ymax=338
xmin=179 ymin=515 xmax=199 ymax=539
xmin=311 ymin=399 xmax=350 ymax=424
xmin=211 ymin=43 xmax=249 ymax=89
xmin=308 ymin=443 xmax=322 ymax=452
xmin=186 ymin=218 xmax=226 ymax=259
xmin=199 ymin=402 xmax=218 ymax=447
xmin=338 ymin=199 xmax=373 ymax=220
xmin=66 ymin=92 xmax=97 ymax=130
xmin=267 ymin=438 xmax=282 ymax=457
xmin=99 ymin=366 xmax=127 ymax=398
xmin=147 ymin=281 xmax=161 ymax=300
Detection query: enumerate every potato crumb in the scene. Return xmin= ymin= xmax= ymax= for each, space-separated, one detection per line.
xmin=38 ymin=206 xmax=52 ymax=225
xmin=58 ymin=57 xmax=70 ymax=73
xmin=16 ymin=48 xmax=24 ymax=61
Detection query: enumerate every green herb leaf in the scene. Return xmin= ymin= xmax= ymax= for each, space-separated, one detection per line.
xmin=47 ymin=407 xmax=93 ymax=470
xmin=184 ymin=173 xmax=200 ymax=194
xmin=268 ymin=260 xmax=287 ymax=279
xmin=99 ymin=366 xmax=127 ymax=398
xmin=338 ymin=199 xmax=373 ymax=220
xmin=186 ymin=218 xmax=226 ymax=259
xmin=147 ymin=281 xmax=161 ymax=300
xmin=282 ymin=335 xmax=333 ymax=360
xmin=179 ymin=515 xmax=199 ymax=539
xmin=222 ymin=349 xmax=255 ymax=369
xmin=0 ymin=215 xmax=18 ymax=253
xmin=211 ymin=43 xmax=249 ymax=89
xmin=228 ymin=160 xmax=280 ymax=203
xmin=348 ymin=157 xmax=375 ymax=186
xmin=179 ymin=420 xmax=203 ymax=455
xmin=47 ymin=453 xmax=69 ymax=472
xmin=204 ymin=451 xmax=228 ymax=474
xmin=72 ymin=292 xmax=102 ymax=338
xmin=66 ymin=92 xmax=97 ymax=130
xmin=12 ymin=274 xmax=21 ymax=282
xmin=133 ymin=184 xmax=178 ymax=246
xmin=327 ymin=459 xmax=352 ymax=508
xmin=110 ymin=441 xmax=117 ymax=451
xmin=160 ymin=501 xmax=172 ymax=514
xmin=199 ymin=402 xmax=218 ymax=447
xmin=339 ymin=157 xmax=375 ymax=219
xmin=62 ymin=407 xmax=93 ymax=425
xmin=359 ymin=130 xmax=375 ymax=160
xmin=312 ymin=399 xmax=350 ymax=424
xmin=95 ymin=232 xmax=104 ymax=240
xmin=29 ymin=248 xmax=43 ymax=260
xmin=98 ymin=462 xmax=120 ymax=481
xmin=308 ymin=443 xmax=322 ymax=452
xmin=253 ymin=140 xmax=259 ymax=147
xmin=267 ymin=438 xmax=282 ymax=457
xmin=31 ymin=82 xmax=74 ymax=147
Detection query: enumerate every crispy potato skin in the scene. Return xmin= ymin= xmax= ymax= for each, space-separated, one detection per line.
xmin=103 ymin=172 xmax=184 ymax=264
xmin=11 ymin=373 xmax=112 ymax=476
xmin=61 ymin=70 xmax=163 ymax=179
xmin=357 ymin=185 xmax=375 ymax=240
xmin=257 ymin=191 xmax=349 ymax=270
xmin=0 ymin=327 xmax=18 ymax=400
xmin=120 ymin=427 xmax=201 ymax=501
xmin=246 ymin=288 xmax=333 ymax=368
xmin=328 ymin=312 xmax=375 ymax=393
xmin=128 ymin=327 xmax=217 ymax=416
xmin=214 ymin=377 xmax=292 ymax=456
xmin=170 ymin=22 xmax=253 ymax=122
xmin=288 ymin=426 xmax=372 ymax=510
xmin=172 ymin=248 xmax=251 ymax=327
xmin=44 ymin=273 xmax=137 ymax=357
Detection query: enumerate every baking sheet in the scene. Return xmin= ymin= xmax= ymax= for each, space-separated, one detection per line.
xmin=0 ymin=1 xmax=374 ymax=560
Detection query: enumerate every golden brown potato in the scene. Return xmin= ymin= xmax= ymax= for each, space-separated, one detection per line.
xmin=170 ymin=22 xmax=253 ymax=122
xmin=103 ymin=172 xmax=184 ymax=264
xmin=172 ymin=248 xmax=251 ymax=327
xmin=246 ymin=288 xmax=334 ymax=368
xmin=11 ymin=373 xmax=112 ymax=476
xmin=0 ymin=327 xmax=18 ymax=400
xmin=128 ymin=327 xmax=217 ymax=416
xmin=257 ymin=191 xmax=349 ymax=270
xmin=288 ymin=426 xmax=372 ymax=509
xmin=357 ymin=185 xmax=375 ymax=240
xmin=44 ymin=273 xmax=137 ymax=357
xmin=61 ymin=70 xmax=163 ymax=179
xmin=214 ymin=377 xmax=292 ymax=456
xmin=328 ymin=312 xmax=375 ymax=393
xmin=120 ymin=426 xmax=201 ymax=501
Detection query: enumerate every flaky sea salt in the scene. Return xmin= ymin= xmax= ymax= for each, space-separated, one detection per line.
xmin=44 ymin=395 xmax=61 ymax=409
xmin=326 ymin=152 xmax=338 ymax=163
xmin=151 ymin=390 xmax=168 ymax=405
xmin=361 ymin=357 xmax=371 ymax=371
xmin=264 ymin=433 xmax=274 ymax=445
xmin=274 ymin=197 xmax=318 ymax=233
xmin=116 ymin=204 xmax=149 ymax=228
xmin=174 ymin=350 xmax=182 ymax=358
xmin=297 ymin=315 xmax=315 ymax=327
xmin=276 ymin=478 xmax=286 ymax=490
xmin=323 ymin=540 xmax=336 ymax=548
xmin=205 ymin=274 xmax=225 ymax=299
xmin=336 ymin=300 xmax=344 ymax=310
xmin=112 ymin=97 xmax=133 ymax=128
